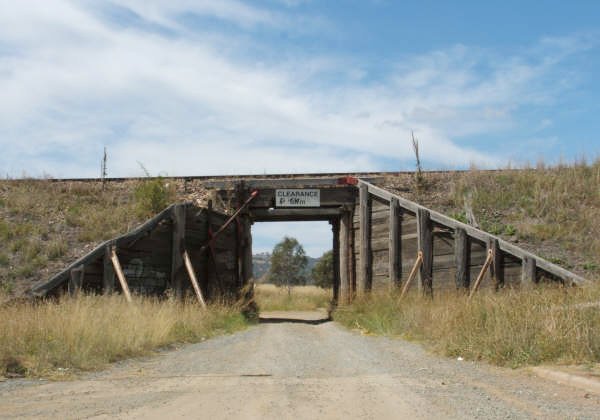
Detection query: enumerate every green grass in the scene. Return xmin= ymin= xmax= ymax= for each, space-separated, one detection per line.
xmin=334 ymin=282 xmax=600 ymax=367
xmin=0 ymin=294 xmax=248 ymax=378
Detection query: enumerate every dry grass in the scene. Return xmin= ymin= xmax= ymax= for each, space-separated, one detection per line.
xmin=452 ymin=161 xmax=600 ymax=269
xmin=0 ymin=179 xmax=177 ymax=296
xmin=334 ymin=282 xmax=600 ymax=367
xmin=0 ymin=294 xmax=247 ymax=378
xmin=384 ymin=159 xmax=600 ymax=277
xmin=254 ymin=284 xmax=332 ymax=311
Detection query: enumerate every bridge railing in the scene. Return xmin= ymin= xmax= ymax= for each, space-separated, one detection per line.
xmin=353 ymin=178 xmax=587 ymax=299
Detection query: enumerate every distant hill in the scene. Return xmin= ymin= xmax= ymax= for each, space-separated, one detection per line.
xmin=253 ymin=252 xmax=321 ymax=284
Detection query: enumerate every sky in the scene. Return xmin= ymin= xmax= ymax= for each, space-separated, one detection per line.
xmin=1 ymin=1 xmax=599 ymax=256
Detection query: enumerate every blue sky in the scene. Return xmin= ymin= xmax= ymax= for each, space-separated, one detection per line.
xmin=1 ymin=1 xmax=599 ymax=256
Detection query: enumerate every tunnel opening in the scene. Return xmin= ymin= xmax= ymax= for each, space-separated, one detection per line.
xmin=251 ymin=221 xmax=334 ymax=321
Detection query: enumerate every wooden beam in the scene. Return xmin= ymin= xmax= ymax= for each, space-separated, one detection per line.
xmin=183 ymin=250 xmax=207 ymax=308
xmin=332 ymin=219 xmax=340 ymax=303
xmin=522 ymin=256 xmax=537 ymax=287
xmin=110 ymin=247 xmax=132 ymax=303
xmin=248 ymin=187 xmax=356 ymax=209
xmin=454 ymin=228 xmax=469 ymax=290
xmin=103 ymin=244 xmax=115 ymax=294
xmin=205 ymin=200 xmax=214 ymax=296
xmin=417 ymin=208 xmax=433 ymax=297
xmin=488 ymin=238 xmax=504 ymax=289
xmin=389 ymin=197 xmax=402 ymax=289
xmin=357 ymin=179 xmax=587 ymax=286
xmin=358 ymin=183 xmax=371 ymax=295
xmin=171 ymin=204 xmax=186 ymax=300
xmin=469 ymin=249 xmax=494 ymax=299
xmin=339 ymin=211 xmax=351 ymax=304
xmin=250 ymin=208 xmax=341 ymax=221
xmin=235 ymin=183 xmax=245 ymax=289
xmin=242 ymin=216 xmax=253 ymax=285
xmin=399 ymin=252 xmax=423 ymax=300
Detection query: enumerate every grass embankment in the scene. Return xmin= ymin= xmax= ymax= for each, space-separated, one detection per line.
xmin=254 ymin=284 xmax=331 ymax=311
xmin=0 ymin=178 xmax=175 ymax=296
xmin=0 ymin=295 xmax=247 ymax=378
xmin=387 ymin=160 xmax=600 ymax=277
xmin=334 ymin=283 xmax=600 ymax=367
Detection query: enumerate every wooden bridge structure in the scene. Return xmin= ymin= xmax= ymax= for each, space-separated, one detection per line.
xmin=31 ymin=174 xmax=587 ymax=302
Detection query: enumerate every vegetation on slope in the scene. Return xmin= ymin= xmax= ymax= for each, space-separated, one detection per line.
xmin=0 ymin=295 xmax=247 ymax=378
xmin=384 ymin=159 xmax=600 ymax=278
xmin=0 ymin=179 xmax=175 ymax=296
xmin=334 ymin=283 xmax=600 ymax=367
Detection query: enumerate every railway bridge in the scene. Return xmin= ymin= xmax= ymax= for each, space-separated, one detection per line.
xmin=32 ymin=174 xmax=586 ymax=302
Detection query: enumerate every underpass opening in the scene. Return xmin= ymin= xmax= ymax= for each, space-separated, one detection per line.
xmin=251 ymin=221 xmax=335 ymax=319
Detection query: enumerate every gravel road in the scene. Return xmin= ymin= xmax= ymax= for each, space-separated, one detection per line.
xmin=1 ymin=311 xmax=599 ymax=419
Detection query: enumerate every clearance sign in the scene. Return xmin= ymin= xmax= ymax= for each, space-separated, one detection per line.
xmin=275 ymin=189 xmax=320 ymax=207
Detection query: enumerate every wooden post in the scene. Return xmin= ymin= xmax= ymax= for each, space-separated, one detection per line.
xmin=358 ymin=183 xmax=371 ymax=295
xmin=183 ymin=250 xmax=207 ymax=308
xmin=68 ymin=265 xmax=84 ymax=297
xmin=242 ymin=216 xmax=253 ymax=285
xmin=110 ymin=247 xmax=132 ymax=303
xmin=399 ymin=251 xmax=423 ymax=301
xmin=339 ymin=211 xmax=351 ymax=304
xmin=388 ymin=197 xmax=402 ymax=289
xmin=332 ymin=219 xmax=340 ymax=303
xmin=522 ymin=256 xmax=537 ymax=286
xmin=235 ymin=181 xmax=246 ymax=288
xmin=454 ymin=228 xmax=469 ymax=290
xmin=417 ymin=208 xmax=433 ymax=297
xmin=469 ymin=249 xmax=494 ymax=299
xmin=205 ymin=200 xmax=215 ymax=297
xmin=103 ymin=245 xmax=115 ymax=294
xmin=171 ymin=204 xmax=186 ymax=300
xmin=487 ymin=238 xmax=504 ymax=290
xmin=349 ymin=208 xmax=357 ymax=297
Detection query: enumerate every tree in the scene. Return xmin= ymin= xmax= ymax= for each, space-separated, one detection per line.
xmin=312 ymin=250 xmax=333 ymax=288
xmin=267 ymin=236 xmax=308 ymax=292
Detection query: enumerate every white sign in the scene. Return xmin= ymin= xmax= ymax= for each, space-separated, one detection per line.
xmin=275 ymin=189 xmax=320 ymax=207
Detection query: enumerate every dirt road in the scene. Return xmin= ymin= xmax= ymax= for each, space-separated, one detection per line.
xmin=1 ymin=312 xmax=599 ymax=419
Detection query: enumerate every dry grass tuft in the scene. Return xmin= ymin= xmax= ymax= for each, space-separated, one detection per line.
xmin=0 ymin=294 xmax=247 ymax=378
xmin=334 ymin=282 xmax=600 ymax=367
xmin=254 ymin=284 xmax=331 ymax=311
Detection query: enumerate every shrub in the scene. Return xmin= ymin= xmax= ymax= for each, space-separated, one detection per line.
xmin=47 ymin=240 xmax=67 ymax=260
xmin=134 ymin=178 xmax=175 ymax=217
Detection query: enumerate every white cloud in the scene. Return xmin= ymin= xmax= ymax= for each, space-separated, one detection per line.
xmin=252 ymin=221 xmax=332 ymax=258
xmin=0 ymin=2 xmax=593 ymax=177
xmin=116 ymin=0 xmax=280 ymax=29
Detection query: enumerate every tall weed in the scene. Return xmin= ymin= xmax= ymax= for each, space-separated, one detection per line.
xmin=0 ymin=295 xmax=247 ymax=377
